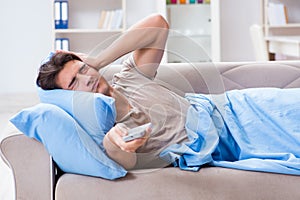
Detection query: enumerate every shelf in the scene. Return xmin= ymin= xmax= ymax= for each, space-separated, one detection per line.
xmin=54 ymin=29 xmax=123 ymax=34
xmin=166 ymin=1 xmax=211 ymax=62
xmin=268 ymin=23 xmax=300 ymax=29
xmin=266 ymin=36 xmax=300 ymax=43
xmin=167 ymin=3 xmax=210 ymax=8
xmin=266 ymin=36 xmax=300 ymax=57
xmin=52 ymin=0 xmax=216 ymax=62
xmin=169 ymin=32 xmax=211 ymax=38
xmin=264 ymin=0 xmax=300 ymax=59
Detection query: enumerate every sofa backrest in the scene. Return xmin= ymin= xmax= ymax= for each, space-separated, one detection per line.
xmin=100 ymin=61 xmax=300 ymax=96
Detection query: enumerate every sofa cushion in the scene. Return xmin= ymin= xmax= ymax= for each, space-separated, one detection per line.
xmin=55 ymin=167 xmax=300 ymax=200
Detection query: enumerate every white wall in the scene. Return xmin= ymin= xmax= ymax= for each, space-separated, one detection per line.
xmin=0 ymin=0 xmax=52 ymax=94
xmin=219 ymin=0 xmax=263 ymax=62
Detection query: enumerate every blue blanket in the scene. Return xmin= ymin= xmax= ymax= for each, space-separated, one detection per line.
xmin=160 ymin=88 xmax=300 ymax=175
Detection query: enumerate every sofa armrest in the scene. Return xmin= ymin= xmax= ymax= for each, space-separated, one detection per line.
xmin=0 ymin=134 xmax=54 ymax=200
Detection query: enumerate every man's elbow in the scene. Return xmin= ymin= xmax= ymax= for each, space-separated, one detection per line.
xmin=149 ymin=14 xmax=170 ymax=30
xmin=122 ymin=155 xmax=137 ymax=170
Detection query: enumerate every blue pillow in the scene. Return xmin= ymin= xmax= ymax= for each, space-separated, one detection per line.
xmin=10 ymin=103 xmax=127 ymax=180
xmin=37 ymin=87 xmax=116 ymax=146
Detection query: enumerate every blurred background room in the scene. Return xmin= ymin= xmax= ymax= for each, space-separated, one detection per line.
xmin=1 ymin=0 xmax=300 ymax=198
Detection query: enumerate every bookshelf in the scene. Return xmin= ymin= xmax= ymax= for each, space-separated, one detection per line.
xmin=52 ymin=0 xmax=124 ymax=55
xmin=264 ymin=0 xmax=300 ymax=58
xmin=264 ymin=0 xmax=300 ymax=36
xmin=52 ymin=0 xmax=220 ymax=63
xmin=166 ymin=3 xmax=212 ymax=62
xmin=52 ymin=0 xmax=168 ymax=63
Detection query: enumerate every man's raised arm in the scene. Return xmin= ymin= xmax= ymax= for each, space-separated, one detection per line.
xmin=85 ymin=14 xmax=169 ymax=77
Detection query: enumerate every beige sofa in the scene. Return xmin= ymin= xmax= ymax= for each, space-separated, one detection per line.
xmin=1 ymin=61 xmax=300 ymax=200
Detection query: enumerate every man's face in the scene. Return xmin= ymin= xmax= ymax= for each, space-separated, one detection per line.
xmin=56 ymin=60 xmax=110 ymax=95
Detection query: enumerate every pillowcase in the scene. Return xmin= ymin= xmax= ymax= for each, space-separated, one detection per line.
xmin=37 ymin=87 xmax=116 ymax=146
xmin=10 ymin=103 xmax=127 ymax=180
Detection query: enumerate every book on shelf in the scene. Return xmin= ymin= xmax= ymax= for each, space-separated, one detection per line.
xmin=167 ymin=0 xmax=209 ymax=4
xmin=267 ymin=2 xmax=288 ymax=26
xmin=55 ymin=38 xmax=69 ymax=51
xmin=98 ymin=9 xmax=123 ymax=30
xmin=54 ymin=0 xmax=68 ymax=29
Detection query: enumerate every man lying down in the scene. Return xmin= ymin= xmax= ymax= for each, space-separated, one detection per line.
xmin=33 ymin=14 xmax=300 ymax=178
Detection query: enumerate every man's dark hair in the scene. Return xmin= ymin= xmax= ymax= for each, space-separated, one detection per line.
xmin=36 ymin=52 xmax=82 ymax=90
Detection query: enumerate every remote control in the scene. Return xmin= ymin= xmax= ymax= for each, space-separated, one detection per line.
xmin=122 ymin=123 xmax=152 ymax=142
